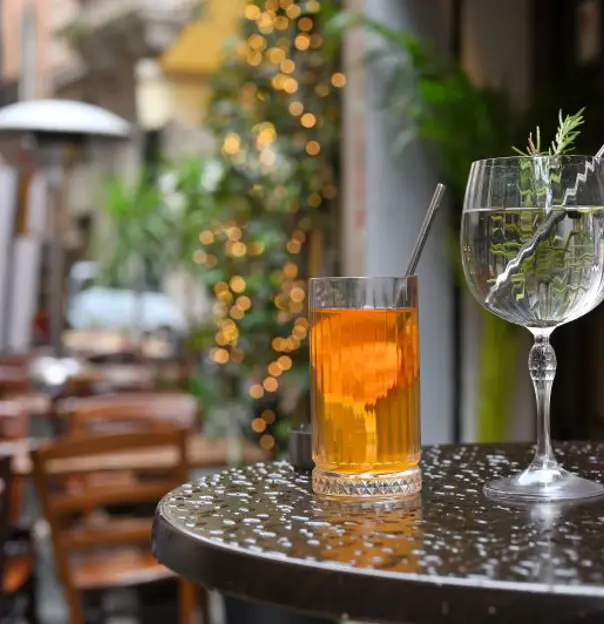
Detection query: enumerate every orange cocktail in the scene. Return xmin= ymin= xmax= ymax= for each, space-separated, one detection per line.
xmin=309 ymin=277 xmax=421 ymax=500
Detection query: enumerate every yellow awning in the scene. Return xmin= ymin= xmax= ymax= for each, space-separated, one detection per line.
xmin=160 ymin=0 xmax=246 ymax=76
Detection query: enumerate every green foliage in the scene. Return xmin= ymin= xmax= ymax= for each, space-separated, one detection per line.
xmin=97 ymin=158 xmax=217 ymax=292
xmin=326 ymin=11 xmax=516 ymax=203
xmin=97 ymin=169 xmax=164 ymax=289
xmin=513 ymin=108 xmax=585 ymax=156
xmin=187 ymin=0 xmax=342 ymax=448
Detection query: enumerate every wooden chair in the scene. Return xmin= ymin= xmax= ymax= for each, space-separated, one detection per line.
xmin=0 ymin=401 xmax=29 ymax=525
xmin=31 ymin=428 xmax=199 ymax=624
xmin=58 ymin=392 xmax=199 ymax=436
xmin=0 ymin=365 xmax=31 ymax=398
xmin=0 ymin=449 xmax=38 ymax=623
xmin=0 ymin=454 xmax=12 ymax=599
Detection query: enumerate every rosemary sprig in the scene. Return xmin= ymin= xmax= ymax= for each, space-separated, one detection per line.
xmin=512 ymin=108 xmax=585 ymax=157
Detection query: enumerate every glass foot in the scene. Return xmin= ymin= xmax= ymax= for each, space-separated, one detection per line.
xmin=312 ymin=466 xmax=421 ymax=502
xmin=484 ymin=463 xmax=604 ymax=502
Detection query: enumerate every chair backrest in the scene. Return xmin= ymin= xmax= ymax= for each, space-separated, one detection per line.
xmin=0 ymin=455 xmax=12 ymax=599
xmin=59 ymin=392 xmax=198 ymax=435
xmin=0 ymin=353 xmax=34 ymax=368
xmin=31 ymin=428 xmax=189 ymax=623
xmin=0 ymin=401 xmax=28 ymax=525
xmin=92 ymin=364 xmax=156 ymax=392
xmin=0 ymin=366 xmax=30 ymax=398
xmin=0 ymin=401 xmax=28 ymax=441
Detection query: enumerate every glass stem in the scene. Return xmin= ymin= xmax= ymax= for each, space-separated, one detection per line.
xmin=528 ymin=329 xmax=557 ymax=470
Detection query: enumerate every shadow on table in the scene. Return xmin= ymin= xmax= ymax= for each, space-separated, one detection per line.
xmin=224 ymin=596 xmax=335 ymax=624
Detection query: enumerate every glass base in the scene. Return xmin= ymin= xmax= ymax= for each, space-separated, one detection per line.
xmin=484 ymin=464 xmax=604 ymax=502
xmin=312 ymin=466 xmax=421 ymax=502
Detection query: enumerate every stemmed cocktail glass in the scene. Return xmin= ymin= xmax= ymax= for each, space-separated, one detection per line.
xmin=461 ymin=155 xmax=604 ymax=501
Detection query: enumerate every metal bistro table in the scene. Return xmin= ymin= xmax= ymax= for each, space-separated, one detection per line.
xmin=153 ymin=443 xmax=604 ymax=623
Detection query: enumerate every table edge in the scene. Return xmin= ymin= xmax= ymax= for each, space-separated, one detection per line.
xmin=152 ymin=471 xmax=604 ymax=622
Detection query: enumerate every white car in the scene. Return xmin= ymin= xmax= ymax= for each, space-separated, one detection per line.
xmin=67 ymin=263 xmax=187 ymax=334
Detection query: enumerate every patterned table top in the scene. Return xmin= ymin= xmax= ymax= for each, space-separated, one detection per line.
xmin=153 ymin=443 xmax=604 ymax=623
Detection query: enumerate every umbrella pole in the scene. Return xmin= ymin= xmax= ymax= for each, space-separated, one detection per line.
xmin=48 ymin=146 xmax=67 ymax=359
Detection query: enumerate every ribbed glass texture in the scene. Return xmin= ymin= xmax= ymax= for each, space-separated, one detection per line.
xmin=309 ymin=277 xmax=421 ymax=500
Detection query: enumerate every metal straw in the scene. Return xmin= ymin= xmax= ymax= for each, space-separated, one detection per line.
xmin=404 ymin=183 xmax=446 ymax=277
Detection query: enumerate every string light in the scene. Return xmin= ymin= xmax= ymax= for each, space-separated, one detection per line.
xmin=283 ymin=262 xmax=298 ymax=278
xmin=261 ymin=409 xmax=276 ymax=424
xmin=245 ymin=4 xmax=261 ymax=20
xmin=292 ymin=324 xmax=307 ymax=339
xmin=275 ymin=16 xmax=289 ymax=30
xmin=283 ymin=78 xmax=299 ymax=94
xmin=272 ymin=337 xmax=285 ymax=351
xmin=249 ymin=241 xmax=266 ymax=255
xmin=231 ymin=242 xmax=247 ymax=257
xmin=193 ymin=250 xmax=207 ymax=264
xmin=300 ymin=113 xmax=317 ymax=128
xmin=306 ymin=140 xmax=321 ymax=156
xmin=249 ymin=384 xmax=264 ymax=399
xmin=272 ymin=74 xmax=287 ymax=90
xmin=260 ymin=150 xmax=277 ymax=167
xmin=268 ymin=362 xmax=283 ymax=377
xmin=257 ymin=12 xmax=275 ymax=34
xmin=263 ymin=377 xmax=279 ymax=392
xmin=306 ymin=0 xmax=321 ymax=12
xmin=310 ymin=34 xmax=323 ymax=49
xmin=251 ymin=418 xmax=267 ymax=433
xmin=260 ymin=434 xmax=275 ymax=450
xmin=331 ymin=72 xmax=347 ymax=88
xmin=199 ymin=230 xmax=214 ymax=244
xmin=308 ymin=192 xmax=322 ymax=207
xmin=298 ymin=17 xmax=313 ymax=32
xmin=223 ymin=133 xmax=241 ymax=155
xmin=286 ymin=239 xmax=302 ymax=253
xmin=213 ymin=348 xmax=229 ymax=364
xmin=276 ymin=37 xmax=290 ymax=51
xmin=230 ymin=276 xmax=246 ymax=293
xmin=248 ymin=34 xmax=266 ymax=50
xmin=277 ymin=355 xmax=292 ymax=370
xmin=285 ymin=4 xmax=301 ymax=18
xmin=267 ymin=47 xmax=286 ymax=63
xmin=288 ymin=101 xmax=303 ymax=116
xmin=231 ymin=349 xmax=244 ymax=363
xmin=294 ymin=34 xmax=310 ymax=51
xmin=230 ymin=305 xmax=245 ymax=320
xmin=290 ymin=287 xmax=305 ymax=303
xmin=281 ymin=59 xmax=295 ymax=74
xmin=211 ymin=300 xmax=224 ymax=316
xmin=236 ymin=295 xmax=252 ymax=310
xmin=227 ymin=226 xmax=242 ymax=241
xmin=315 ymin=83 xmax=330 ymax=97
xmin=246 ymin=51 xmax=263 ymax=66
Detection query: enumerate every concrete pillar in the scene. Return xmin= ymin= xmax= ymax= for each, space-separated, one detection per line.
xmin=341 ymin=0 xmax=367 ymax=277
xmin=363 ymin=0 xmax=453 ymax=444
